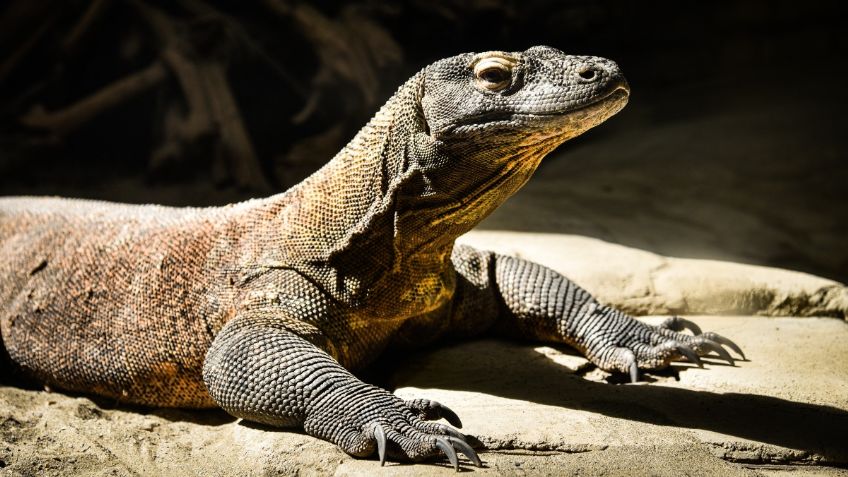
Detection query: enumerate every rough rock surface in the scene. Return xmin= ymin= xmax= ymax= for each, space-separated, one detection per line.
xmin=459 ymin=232 xmax=848 ymax=319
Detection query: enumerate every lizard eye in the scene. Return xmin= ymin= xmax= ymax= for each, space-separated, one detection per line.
xmin=474 ymin=58 xmax=512 ymax=91
xmin=478 ymin=66 xmax=509 ymax=84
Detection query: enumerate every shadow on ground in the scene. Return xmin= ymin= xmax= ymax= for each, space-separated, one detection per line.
xmin=379 ymin=338 xmax=848 ymax=464
xmin=3 ymin=334 xmax=844 ymax=463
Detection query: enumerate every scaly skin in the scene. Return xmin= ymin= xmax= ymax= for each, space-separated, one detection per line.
xmin=0 ymin=46 xmax=741 ymax=468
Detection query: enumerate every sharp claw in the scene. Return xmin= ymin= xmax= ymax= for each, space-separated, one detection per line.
xmin=703 ymin=332 xmax=745 ymax=360
xmin=435 ymin=437 xmax=459 ymax=471
xmin=676 ymin=317 xmax=703 ymax=335
xmin=442 ymin=426 xmax=467 ymax=441
xmin=448 ymin=436 xmax=483 ymax=467
xmin=373 ymin=423 xmax=387 ymax=466
xmin=701 ymin=339 xmax=735 ymax=366
xmin=676 ymin=344 xmax=703 ymax=368
xmin=629 ymin=360 xmax=639 ymax=383
xmin=437 ymin=403 xmax=463 ymax=429
xmin=663 ymin=316 xmax=703 ymax=335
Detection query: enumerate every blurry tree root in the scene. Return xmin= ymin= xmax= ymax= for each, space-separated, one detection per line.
xmin=18 ymin=61 xmax=168 ymax=136
xmin=133 ymin=0 xmax=271 ymax=191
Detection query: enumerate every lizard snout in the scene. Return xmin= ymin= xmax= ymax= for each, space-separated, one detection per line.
xmin=575 ymin=58 xmax=629 ymax=96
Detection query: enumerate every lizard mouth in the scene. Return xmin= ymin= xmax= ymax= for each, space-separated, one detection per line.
xmin=521 ymin=83 xmax=630 ymax=118
xmin=546 ymin=84 xmax=629 ymax=118
xmin=442 ymin=83 xmax=630 ymax=137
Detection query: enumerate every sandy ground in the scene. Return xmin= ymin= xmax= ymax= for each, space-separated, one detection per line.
xmin=1 ymin=314 xmax=846 ymax=476
xmin=1 ymin=77 xmax=847 ymax=475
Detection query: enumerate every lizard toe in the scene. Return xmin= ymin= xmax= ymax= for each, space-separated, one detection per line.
xmin=303 ymin=383 xmax=478 ymax=469
xmin=328 ymin=398 xmax=480 ymax=469
xmin=587 ymin=322 xmax=742 ymax=381
xmin=639 ymin=340 xmax=700 ymax=370
xmin=377 ymin=421 xmax=481 ymax=469
xmin=408 ymin=419 xmax=481 ymax=467
xmin=674 ymin=342 xmax=703 ymax=368
xmin=701 ymin=331 xmax=745 ymax=360
xmin=595 ymin=346 xmax=640 ymax=382
xmin=695 ymin=338 xmax=736 ymax=365
xmin=658 ymin=316 xmax=703 ymax=335
xmin=404 ymin=398 xmax=463 ymax=428
xmin=655 ymin=326 xmax=744 ymax=363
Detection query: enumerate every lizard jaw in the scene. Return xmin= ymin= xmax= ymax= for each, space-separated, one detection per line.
xmin=442 ymin=82 xmax=629 ymax=139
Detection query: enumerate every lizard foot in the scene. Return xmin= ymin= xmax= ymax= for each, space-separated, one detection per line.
xmin=205 ymin=320 xmax=480 ymax=469
xmin=304 ymin=386 xmax=481 ymax=469
xmin=584 ymin=314 xmax=744 ymax=383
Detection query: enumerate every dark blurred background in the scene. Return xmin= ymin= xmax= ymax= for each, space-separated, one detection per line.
xmin=1 ymin=0 xmax=846 ymax=281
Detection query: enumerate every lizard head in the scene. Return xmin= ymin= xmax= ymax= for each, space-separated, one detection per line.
xmin=397 ymin=46 xmax=629 ymax=239
xmin=421 ymin=45 xmax=629 ymax=143
xmin=308 ymin=46 xmax=629 ymax=264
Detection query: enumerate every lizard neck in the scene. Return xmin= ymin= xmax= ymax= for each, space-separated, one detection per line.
xmin=241 ymin=70 xmax=563 ymax=316
xmin=259 ymin=70 xmax=558 ymax=274
xmin=264 ymin=73 xmax=434 ymax=273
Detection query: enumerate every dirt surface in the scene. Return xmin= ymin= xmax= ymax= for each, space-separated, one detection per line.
xmin=1 ymin=315 xmax=847 ymax=476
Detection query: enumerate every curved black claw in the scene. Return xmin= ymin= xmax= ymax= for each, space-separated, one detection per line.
xmin=702 ymin=332 xmax=745 ymax=360
xmin=436 ymin=404 xmax=463 ymax=429
xmin=440 ymin=426 xmax=467 ymax=441
xmin=373 ymin=423 xmax=387 ymax=466
xmin=305 ymin=385 xmax=476 ymax=467
xmin=448 ymin=436 xmax=483 ymax=467
xmin=435 ymin=437 xmax=459 ymax=471
xmin=676 ymin=344 xmax=703 ymax=368
xmin=662 ymin=316 xmax=703 ymax=335
xmin=405 ymin=399 xmax=464 ymax=428
xmin=586 ymin=314 xmax=744 ymax=380
xmin=700 ymin=339 xmax=735 ymax=365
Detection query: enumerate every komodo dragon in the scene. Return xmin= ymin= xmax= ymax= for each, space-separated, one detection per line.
xmin=0 ymin=46 xmax=742 ymax=469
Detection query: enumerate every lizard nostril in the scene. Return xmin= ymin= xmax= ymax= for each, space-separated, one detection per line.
xmin=578 ymin=67 xmax=597 ymax=81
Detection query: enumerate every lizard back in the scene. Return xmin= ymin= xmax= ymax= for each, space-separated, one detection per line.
xmin=0 ymin=196 xmax=243 ymax=407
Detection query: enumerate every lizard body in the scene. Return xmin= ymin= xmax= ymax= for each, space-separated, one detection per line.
xmin=0 ymin=46 xmax=741 ymax=467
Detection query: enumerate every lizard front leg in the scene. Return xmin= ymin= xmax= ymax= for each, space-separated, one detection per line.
xmin=202 ymin=311 xmax=480 ymax=468
xmin=451 ymin=245 xmax=744 ymax=382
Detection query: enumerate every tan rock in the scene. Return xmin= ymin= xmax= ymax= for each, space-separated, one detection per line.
xmin=459 ymin=231 xmax=848 ymax=318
